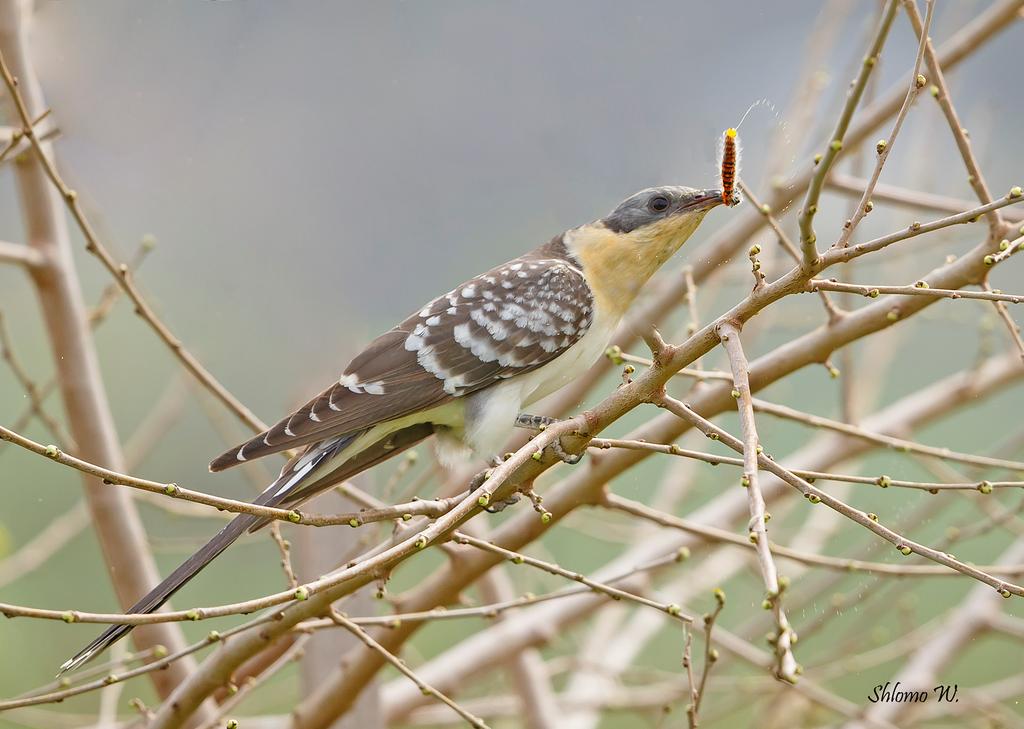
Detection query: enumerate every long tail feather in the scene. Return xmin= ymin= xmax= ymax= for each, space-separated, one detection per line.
xmin=58 ymin=434 xmax=357 ymax=675
xmin=58 ymin=512 xmax=258 ymax=675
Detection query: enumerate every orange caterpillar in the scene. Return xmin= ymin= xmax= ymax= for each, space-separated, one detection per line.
xmin=720 ymin=127 xmax=739 ymax=206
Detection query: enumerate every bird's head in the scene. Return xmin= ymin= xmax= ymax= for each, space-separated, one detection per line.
xmin=566 ymin=186 xmax=724 ymax=317
xmin=602 ymin=186 xmax=724 ymax=240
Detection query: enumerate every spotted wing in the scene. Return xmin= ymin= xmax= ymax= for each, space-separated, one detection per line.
xmin=210 ymin=253 xmax=594 ymax=471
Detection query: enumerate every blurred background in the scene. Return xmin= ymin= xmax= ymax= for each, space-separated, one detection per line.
xmin=2 ymin=1 xmax=1023 ymax=727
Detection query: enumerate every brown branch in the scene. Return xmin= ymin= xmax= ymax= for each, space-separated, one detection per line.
xmin=3 ymin=237 xmax=155 ymax=444
xmin=0 ymin=423 xmax=464 ymax=528
xmin=714 ymin=321 xmax=797 ymax=680
xmin=0 ymin=238 xmax=42 ymax=267
xmin=381 ymin=353 xmax=1021 ymax=724
xmin=452 ymin=531 xmax=692 ymax=623
xmin=797 ymin=0 xmax=898 ymax=264
xmin=689 ymin=589 xmax=725 ymax=727
xmin=0 ymin=48 xmax=268 ymax=435
xmin=606 ymin=348 xmax=732 ymax=381
xmin=269 ymin=522 xmax=299 ymax=590
xmin=328 ymin=610 xmax=492 ymax=729
xmin=0 ymin=612 xmax=281 ymax=712
xmin=195 ymin=634 xmax=310 ymax=729
xmin=834 ymin=0 xmax=933 ymax=249
xmin=740 ymin=181 xmax=842 ymax=321
xmin=0 ymin=310 xmax=75 ymax=448
xmin=748 ymin=396 xmax=1024 ymax=472
xmin=982 ymin=280 xmax=1024 ymax=362
xmin=603 ymin=493 xmax=1024 ymax=577
xmin=808 ymin=278 xmax=1024 ymax=304
xmin=825 ymin=172 xmax=1024 ymax=222
xmin=904 ymin=0 xmax=1003 ymax=236
xmin=824 ymin=192 xmax=1024 ymax=265
xmin=591 ymin=435 xmax=1024 ymax=492
xmin=657 ymin=394 xmax=1024 ymax=598
xmin=0 ymin=3 xmax=203 ymax=705
xmin=0 ymin=107 xmax=53 ymax=164
xmin=287 ymin=190 xmax=1024 ymax=729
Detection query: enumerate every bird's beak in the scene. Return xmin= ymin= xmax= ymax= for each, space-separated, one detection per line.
xmin=677 ymin=188 xmax=725 ymax=214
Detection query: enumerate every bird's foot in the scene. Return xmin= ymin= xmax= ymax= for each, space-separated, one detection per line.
xmin=469 ymin=462 xmax=521 ymax=513
xmin=514 ymin=413 xmax=561 ymax=430
xmin=485 ymin=493 xmax=521 ymax=513
xmin=551 ymin=440 xmax=583 ymax=465
xmin=515 ymin=413 xmax=584 ymax=465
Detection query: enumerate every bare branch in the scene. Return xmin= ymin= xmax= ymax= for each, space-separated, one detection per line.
xmin=0 ymin=239 xmax=42 ymax=267
xmin=798 ymin=0 xmax=898 ymax=265
xmin=0 ymin=47 xmax=268 ymax=435
xmin=328 ymin=610 xmax=492 ymax=729
xmin=834 ymin=0 xmax=934 ymax=249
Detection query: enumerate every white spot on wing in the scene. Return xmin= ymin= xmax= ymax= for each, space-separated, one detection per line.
xmin=453 ymin=322 xmax=473 ymax=347
xmin=405 ymin=332 xmax=425 ymax=351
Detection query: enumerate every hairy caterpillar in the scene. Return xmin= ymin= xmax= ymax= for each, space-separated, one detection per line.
xmin=720 ymin=127 xmax=740 ymax=206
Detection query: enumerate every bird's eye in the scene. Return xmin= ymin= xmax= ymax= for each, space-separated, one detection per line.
xmin=648 ymin=196 xmax=670 ymax=213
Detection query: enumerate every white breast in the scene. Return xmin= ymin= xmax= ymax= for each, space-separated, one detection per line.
xmin=459 ymin=310 xmax=618 ymax=458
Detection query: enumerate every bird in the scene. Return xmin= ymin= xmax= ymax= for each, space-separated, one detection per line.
xmin=60 ymin=184 xmax=724 ymax=674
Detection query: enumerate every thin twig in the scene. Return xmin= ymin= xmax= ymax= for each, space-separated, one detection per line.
xmin=825 ymin=172 xmax=1024 ymax=222
xmin=0 ymin=239 xmax=43 ymax=267
xmin=328 ymin=609 xmax=492 ymax=729
xmin=982 ymin=280 xmax=1024 ymax=362
xmin=0 ymin=50 xmax=268 ymax=434
xmin=196 ymin=634 xmax=310 ymax=729
xmin=269 ymin=522 xmax=299 ymax=590
xmin=808 ymin=278 xmax=1024 ymax=304
xmin=834 ymin=0 xmax=933 ymax=249
xmin=0 ymin=311 xmax=75 ymax=448
xmin=452 ymin=531 xmax=692 ymax=623
xmin=656 ymin=394 xmax=1024 ymax=598
xmin=740 ymin=181 xmax=842 ymax=321
xmin=904 ymin=0 xmax=1003 ymax=235
xmin=716 ymin=321 xmax=797 ymax=681
xmin=3 ymin=237 xmax=156 ymax=445
xmin=749 ymin=396 xmax=1024 ymax=472
xmin=823 ymin=194 xmax=1024 ymax=265
xmin=0 ymin=423 xmax=464 ymax=527
xmin=590 ymin=437 xmax=1024 ymax=492
xmin=798 ymin=0 xmax=899 ymax=264
xmin=603 ymin=493 xmax=1024 ymax=577
xmin=691 ymin=589 xmax=725 ymax=725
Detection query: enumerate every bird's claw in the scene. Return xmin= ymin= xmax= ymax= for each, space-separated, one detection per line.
xmin=484 ymin=493 xmax=521 ymax=513
xmin=551 ymin=438 xmax=583 ymax=465
xmin=515 ymin=413 xmax=583 ymax=464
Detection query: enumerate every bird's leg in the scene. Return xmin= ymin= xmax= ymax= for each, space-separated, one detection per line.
xmin=514 ymin=413 xmax=584 ymax=465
